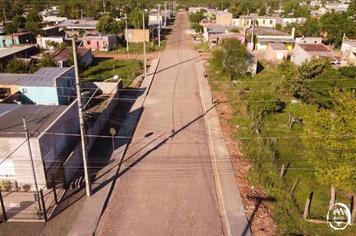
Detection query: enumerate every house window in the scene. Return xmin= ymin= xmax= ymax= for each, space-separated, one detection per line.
xmin=270 ymin=20 xmax=273 ymax=24
xmin=22 ymin=88 xmax=28 ymax=94
xmin=263 ymin=20 xmax=265 ymax=24
xmin=87 ymin=41 xmax=91 ymax=45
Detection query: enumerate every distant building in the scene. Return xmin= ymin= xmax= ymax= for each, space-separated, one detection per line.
xmin=0 ymin=103 xmax=80 ymax=189
xmin=248 ymin=27 xmax=295 ymax=51
xmin=36 ymin=36 xmax=65 ymax=50
xmin=236 ymin=15 xmax=280 ymax=29
xmin=82 ymin=34 xmax=117 ymax=52
xmin=0 ymin=67 xmax=75 ymax=105
xmin=265 ymin=43 xmax=289 ymax=63
xmin=53 ymin=47 xmax=93 ymax=67
xmin=295 ymin=37 xmax=323 ymax=44
xmin=58 ymin=19 xmax=98 ymax=37
xmin=0 ymin=32 xmax=34 ymax=48
xmin=39 ymin=26 xmax=63 ymax=37
xmin=126 ymin=29 xmax=150 ymax=43
xmin=281 ymin=17 xmax=307 ymax=26
xmin=216 ymin=11 xmax=233 ymax=26
xmin=0 ymin=45 xmax=38 ymax=62
xmin=291 ymin=43 xmax=335 ymax=65
xmin=341 ymin=39 xmax=356 ymax=65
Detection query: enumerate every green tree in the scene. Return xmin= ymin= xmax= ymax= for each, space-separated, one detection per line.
xmin=128 ymin=7 xmax=147 ymax=29
xmin=6 ymin=59 xmax=30 ymax=73
xmin=25 ymin=21 xmax=40 ymax=34
xmin=97 ymin=16 xmax=124 ymax=34
xmin=220 ymin=39 xmax=249 ymax=80
xmin=258 ymin=6 xmax=266 ymax=16
xmin=4 ymin=22 xmax=18 ymax=34
xmin=304 ymin=90 xmax=356 ymax=204
xmin=12 ymin=15 xmax=26 ymax=31
xmin=38 ymin=54 xmax=56 ymax=68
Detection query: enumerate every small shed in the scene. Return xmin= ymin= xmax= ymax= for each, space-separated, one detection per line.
xmin=265 ymin=43 xmax=289 ymax=63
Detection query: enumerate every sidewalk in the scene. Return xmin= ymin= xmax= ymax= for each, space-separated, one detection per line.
xmin=68 ymin=59 xmax=160 ymax=236
xmin=196 ymin=60 xmax=251 ymax=236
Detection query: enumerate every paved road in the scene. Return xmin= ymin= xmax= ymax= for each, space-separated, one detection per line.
xmin=96 ymin=13 xmax=224 ymax=236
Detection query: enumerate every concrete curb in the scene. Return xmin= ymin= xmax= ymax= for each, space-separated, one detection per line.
xmin=196 ymin=61 xmax=251 ymax=236
xmin=68 ymin=59 xmax=160 ymax=236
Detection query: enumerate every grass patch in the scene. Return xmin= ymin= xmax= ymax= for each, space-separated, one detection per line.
xmin=207 ymin=63 xmax=356 ymax=235
xmin=108 ymin=41 xmax=167 ymax=55
xmin=81 ymin=59 xmax=143 ymax=87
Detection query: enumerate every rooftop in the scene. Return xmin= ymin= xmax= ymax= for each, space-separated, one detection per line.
xmin=253 ymin=27 xmax=290 ymax=37
xmin=0 ymin=104 xmax=67 ymax=137
xmin=0 ymin=73 xmax=29 ymax=85
xmin=343 ymin=39 xmax=356 ymax=47
xmin=0 ymin=45 xmax=37 ymax=59
xmin=269 ymin=42 xmax=287 ymax=50
xmin=53 ymin=47 xmax=91 ymax=62
xmin=20 ymin=67 xmax=73 ymax=87
xmin=299 ymin=43 xmax=331 ymax=52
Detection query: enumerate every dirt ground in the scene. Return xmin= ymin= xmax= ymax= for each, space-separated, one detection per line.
xmin=210 ymin=87 xmax=277 ymax=235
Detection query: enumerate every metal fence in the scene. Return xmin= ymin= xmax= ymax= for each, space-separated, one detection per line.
xmin=0 ymin=180 xmax=64 ymax=222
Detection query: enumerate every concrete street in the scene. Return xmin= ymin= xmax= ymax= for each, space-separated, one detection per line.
xmin=96 ymin=12 xmax=224 ymax=236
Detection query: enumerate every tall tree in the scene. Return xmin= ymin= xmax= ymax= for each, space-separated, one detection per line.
xmin=304 ymin=90 xmax=356 ymax=205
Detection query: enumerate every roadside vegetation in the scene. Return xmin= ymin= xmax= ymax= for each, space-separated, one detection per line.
xmin=207 ymin=39 xmax=356 ymax=234
xmin=81 ymin=59 xmax=143 ymax=86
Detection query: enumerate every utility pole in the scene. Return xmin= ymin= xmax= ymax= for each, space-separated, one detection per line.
xmin=157 ymin=4 xmax=161 ymax=47
xmin=142 ymin=11 xmax=147 ymax=78
xmin=125 ymin=14 xmax=129 ymax=57
xmin=81 ymin=9 xmax=84 ymax=20
xmin=103 ymin=0 xmax=106 ymax=13
xmin=3 ymin=8 xmax=7 ymax=22
xmin=72 ymin=38 xmax=92 ymax=197
xmin=22 ymin=118 xmax=41 ymax=210
xmin=164 ymin=2 xmax=167 ymax=27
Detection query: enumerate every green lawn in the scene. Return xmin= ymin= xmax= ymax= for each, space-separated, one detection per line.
xmin=107 ymin=41 xmax=167 ymax=55
xmin=208 ymin=65 xmax=356 ymax=235
xmin=80 ymin=59 xmax=143 ymax=86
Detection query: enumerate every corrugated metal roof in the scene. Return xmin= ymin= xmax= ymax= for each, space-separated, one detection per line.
xmin=0 ymin=104 xmax=67 ymax=137
xmin=0 ymin=45 xmax=36 ymax=59
xmin=19 ymin=67 xmax=72 ymax=87
xmin=0 ymin=73 xmax=29 ymax=85
xmin=299 ymin=44 xmax=331 ymax=52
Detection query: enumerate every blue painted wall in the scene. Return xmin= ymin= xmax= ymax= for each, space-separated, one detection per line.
xmin=0 ymin=36 xmax=19 ymax=48
xmin=18 ymin=86 xmax=59 ymax=105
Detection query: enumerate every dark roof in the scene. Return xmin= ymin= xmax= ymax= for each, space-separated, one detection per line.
xmin=299 ymin=43 xmax=331 ymax=52
xmin=53 ymin=47 xmax=91 ymax=62
xmin=0 ymin=73 xmax=29 ymax=85
xmin=253 ymin=27 xmax=289 ymax=36
xmin=0 ymin=104 xmax=67 ymax=137
xmin=18 ymin=67 xmax=73 ymax=87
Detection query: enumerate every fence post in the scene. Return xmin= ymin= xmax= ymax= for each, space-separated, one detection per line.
xmin=39 ymin=189 xmax=48 ymax=222
xmin=0 ymin=190 xmax=7 ymax=222
xmin=52 ymin=178 xmax=58 ymax=205
xmin=303 ymin=192 xmax=313 ymax=220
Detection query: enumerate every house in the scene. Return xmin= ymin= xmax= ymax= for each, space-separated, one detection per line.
xmin=249 ymin=27 xmax=295 ymax=51
xmin=0 ymin=67 xmax=75 ymax=105
xmin=0 ymin=103 xmax=80 ymax=189
xmin=341 ymin=39 xmax=356 ymax=65
xmin=126 ymin=29 xmax=150 ymax=43
xmin=216 ymin=11 xmax=233 ymax=26
xmin=58 ymin=19 xmax=98 ymax=37
xmin=82 ymin=34 xmax=117 ymax=52
xmin=291 ymin=43 xmax=335 ymax=65
xmin=295 ymin=37 xmax=323 ymax=44
xmin=203 ymin=24 xmax=236 ymax=42
xmin=0 ymin=45 xmax=38 ymax=62
xmin=208 ymin=32 xmax=245 ymax=48
xmin=0 ymin=32 xmax=34 ymax=48
xmin=265 ymin=43 xmax=289 ymax=63
xmin=236 ymin=15 xmax=280 ymax=29
xmin=36 ymin=36 xmax=65 ymax=50
xmin=0 ymin=74 xmax=29 ymax=100
xmin=42 ymin=15 xmax=67 ymax=24
xmin=148 ymin=13 xmax=164 ymax=26
xmin=53 ymin=47 xmax=93 ymax=67
xmin=281 ymin=17 xmax=307 ymax=26
xmin=39 ymin=26 xmax=64 ymax=37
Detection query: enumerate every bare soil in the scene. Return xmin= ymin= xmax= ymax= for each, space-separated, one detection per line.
xmin=210 ymin=87 xmax=277 ymax=235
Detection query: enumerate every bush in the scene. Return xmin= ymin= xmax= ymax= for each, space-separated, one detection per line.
xmin=0 ymin=180 xmax=11 ymax=191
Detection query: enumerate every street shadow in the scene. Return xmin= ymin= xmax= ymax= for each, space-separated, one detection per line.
xmin=242 ymin=194 xmax=276 ymax=236
xmin=152 ymin=56 xmax=200 ymax=76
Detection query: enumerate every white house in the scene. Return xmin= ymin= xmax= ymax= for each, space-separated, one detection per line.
xmin=291 ymin=43 xmax=335 ymax=65
xmin=341 ymin=39 xmax=356 ymax=65
xmin=36 ymin=36 xmax=65 ymax=50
